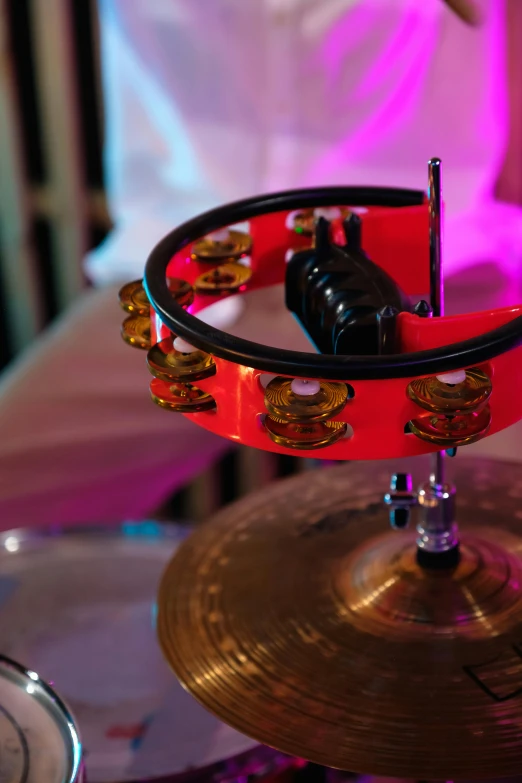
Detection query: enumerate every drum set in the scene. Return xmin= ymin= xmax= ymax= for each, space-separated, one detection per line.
xmin=0 ymin=522 xmax=298 ymax=783
xmin=5 ymin=157 xmax=522 ymax=783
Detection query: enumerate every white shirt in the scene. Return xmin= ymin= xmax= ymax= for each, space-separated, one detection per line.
xmin=87 ymin=0 xmax=521 ymax=287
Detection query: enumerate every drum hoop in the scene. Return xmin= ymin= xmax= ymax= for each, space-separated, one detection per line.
xmin=0 ymin=654 xmax=83 ymax=783
xmin=0 ymin=520 xmax=191 ymax=550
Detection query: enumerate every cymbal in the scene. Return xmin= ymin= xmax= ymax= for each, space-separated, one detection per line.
xmin=158 ymin=457 xmax=522 ymax=780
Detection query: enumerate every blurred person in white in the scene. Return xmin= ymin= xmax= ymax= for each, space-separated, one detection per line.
xmin=0 ymin=0 xmax=518 ymax=529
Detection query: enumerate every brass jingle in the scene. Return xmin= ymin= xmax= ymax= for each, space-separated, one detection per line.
xmin=119 ymin=277 xmax=193 ymax=314
xmin=407 ymin=368 xmax=492 ymax=415
xmin=147 ymin=338 xmax=216 ymax=383
xmin=121 ymin=315 xmax=151 ymax=350
xmin=292 ymin=206 xmax=351 ymax=236
xmin=265 ymin=415 xmax=347 ymax=450
xmin=118 ymin=280 xmax=150 ymax=316
xmin=167 ymin=277 xmax=195 ymax=308
xmin=265 ymin=377 xmax=348 ymax=422
xmin=150 ymin=380 xmax=216 ymax=412
xmin=191 ymin=230 xmax=252 ymax=262
xmin=409 ymin=406 xmax=491 ymax=447
xmin=195 ymin=263 xmax=252 ymax=293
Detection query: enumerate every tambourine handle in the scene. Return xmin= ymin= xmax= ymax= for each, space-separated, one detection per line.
xmin=285 ymin=214 xmax=411 ymax=355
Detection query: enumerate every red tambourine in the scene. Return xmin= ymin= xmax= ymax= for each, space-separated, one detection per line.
xmin=118 ymin=184 xmax=522 ymax=461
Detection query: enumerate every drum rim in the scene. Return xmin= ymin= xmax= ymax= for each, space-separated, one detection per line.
xmin=0 ymin=520 xmax=192 ymax=551
xmin=0 ymin=653 xmax=83 ymax=783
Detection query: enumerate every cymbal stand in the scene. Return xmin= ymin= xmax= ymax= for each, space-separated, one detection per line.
xmin=384 ymin=159 xmax=460 ymax=567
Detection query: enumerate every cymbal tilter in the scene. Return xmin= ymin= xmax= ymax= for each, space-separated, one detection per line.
xmin=384 ymin=452 xmax=459 ymax=567
xmin=386 ymin=161 xmax=459 ymax=567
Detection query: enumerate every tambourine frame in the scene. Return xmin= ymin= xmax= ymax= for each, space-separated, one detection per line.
xmin=144 ymin=186 xmax=522 ymax=380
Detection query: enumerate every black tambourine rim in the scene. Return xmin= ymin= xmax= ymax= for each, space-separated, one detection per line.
xmin=144 ymin=186 xmax=522 ymax=381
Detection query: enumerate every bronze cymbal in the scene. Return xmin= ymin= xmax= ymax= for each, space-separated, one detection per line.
xmin=158 ymin=457 xmax=522 ymax=780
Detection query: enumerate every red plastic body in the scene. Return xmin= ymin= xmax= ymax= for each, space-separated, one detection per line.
xmin=149 ymin=205 xmax=522 ymax=460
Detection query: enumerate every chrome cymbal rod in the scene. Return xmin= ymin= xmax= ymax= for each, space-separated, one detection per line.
xmin=385 ymin=160 xmax=459 ymax=561
xmin=428 ymin=157 xmax=445 ymax=492
xmin=428 ymin=157 xmax=444 ymax=321
xmin=417 ymin=158 xmax=459 ymax=560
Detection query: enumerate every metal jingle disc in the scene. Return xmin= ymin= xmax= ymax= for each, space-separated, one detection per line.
xmin=147 ymin=338 xmax=216 ymax=383
xmin=118 ymin=280 xmax=150 ymax=316
xmin=409 ymin=406 xmax=491 ymax=447
xmin=264 ymin=415 xmax=347 ymax=450
xmin=121 ymin=315 xmax=151 ymax=350
xmin=150 ymin=378 xmax=216 ymax=412
xmin=167 ymin=277 xmax=195 ymax=308
xmin=195 ymin=263 xmax=252 ymax=293
xmin=408 ymin=368 xmax=492 ymax=415
xmin=291 ymin=206 xmax=351 ymax=235
xmin=265 ymin=377 xmax=348 ymax=422
xmin=191 ymin=230 xmax=252 ymax=262
xmin=157 ymin=457 xmax=522 ymax=779
xmin=119 ymin=277 xmax=193 ymax=318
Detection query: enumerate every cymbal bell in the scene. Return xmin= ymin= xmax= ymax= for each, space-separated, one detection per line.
xmin=158 ymin=457 xmax=522 ymax=780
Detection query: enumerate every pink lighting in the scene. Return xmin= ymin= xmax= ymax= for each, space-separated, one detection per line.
xmin=86 ymin=0 xmax=520 ymax=290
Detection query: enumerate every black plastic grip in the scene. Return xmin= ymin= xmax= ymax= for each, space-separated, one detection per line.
xmin=285 ymin=215 xmax=411 ymax=355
